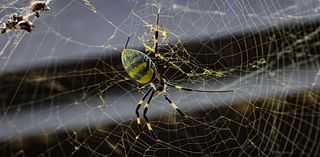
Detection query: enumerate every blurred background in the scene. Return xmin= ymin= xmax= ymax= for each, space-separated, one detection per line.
xmin=0 ymin=0 xmax=320 ymax=156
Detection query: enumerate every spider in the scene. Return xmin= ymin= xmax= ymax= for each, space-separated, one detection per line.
xmin=121 ymin=8 xmax=233 ymax=140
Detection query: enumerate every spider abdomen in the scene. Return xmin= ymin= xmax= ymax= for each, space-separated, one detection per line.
xmin=121 ymin=49 xmax=157 ymax=84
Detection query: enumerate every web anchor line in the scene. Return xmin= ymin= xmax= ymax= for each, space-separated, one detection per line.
xmin=167 ymin=82 xmax=234 ymax=93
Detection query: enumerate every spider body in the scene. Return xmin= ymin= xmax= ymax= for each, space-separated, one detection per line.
xmin=121 ymin=49 xmax=157 ymax=84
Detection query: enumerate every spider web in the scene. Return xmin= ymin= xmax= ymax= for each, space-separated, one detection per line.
xmin=0 ymin=0 xmax=320 ymax=156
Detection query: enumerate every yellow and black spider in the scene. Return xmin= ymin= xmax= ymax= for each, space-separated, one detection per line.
xmin=121 ymin=8 xmax=233 ymax=140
